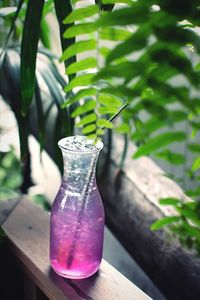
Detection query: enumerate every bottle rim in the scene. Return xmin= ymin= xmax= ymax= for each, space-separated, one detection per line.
xmin=58 ymin=135 xmax=103 ymax=154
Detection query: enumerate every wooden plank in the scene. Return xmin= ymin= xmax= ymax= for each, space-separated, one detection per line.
xmin=2 ymin=198 xmax=151 ymax=300
xmin=0 ymin=198 xmax=19 ymax=225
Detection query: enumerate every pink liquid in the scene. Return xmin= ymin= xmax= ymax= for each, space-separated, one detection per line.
xmin=50 ymin=180 xmax=105 ymax=279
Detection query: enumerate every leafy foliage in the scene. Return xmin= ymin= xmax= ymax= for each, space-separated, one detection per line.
xmin=151 ymin=197 xmax=200 ymax=255
xmin=61 ymin=2 xmax=128 ymax=139
xmin=0 ymin=149 xmax=22 ymax=200
xmin=61 ymin=0 xmax=200 ymax=253
xmin=0 ymin=148 xmax=50 ymax=211
xmin=1 ymin=0 xmax=200 ymax=254
xmin=20 ymin=0 xmax=45 ymax=116
xmin=0 ymin=0 xmax=75 ymax=166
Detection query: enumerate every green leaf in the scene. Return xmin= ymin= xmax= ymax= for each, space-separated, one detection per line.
xmin=169 ymin=110 xmax=188 ymax=122
xmin=77 ymin=113 xmax=97 ymax=127
xmin=54 ymin=0 xmax=75 ymax=80
xmin=0 ymin=50 xmax=29 ymax=162
xmin=102 ymin=0 xmax=132 ymax=3
xmin=63 ymin=5 xmax=99 ymax=24
xmin=190 ymin=121 xmax=200 ymax=129
xmin=53 ymin=114 xmax=63 ymax=171
xmin=40 ymin=18 xmax=51 ymax=49
xmin=0 ymin=7 xmax=17 ymax=17
xmin=176 ymin=205 xmax=200 ymax=227
xmin=62 ymin=87 xmax=96 ymax=107
xmin=98 ymin=93 xmax=122 ymax=107
xmin=18 ymin=114 xmax=30 ymax=163
xmin=188 ymin=143 xmax=200 ymax=153
xmin=99 ymin=47 xmax=111 ymax=57
xmin=99 ymin=27 xmax=131 ymax=41
xmin=151 ymin=216 xmax=180 ymax=231
xmin=195 ymin=62 xmax=200 ymax=71
xmin=20 ymin=0 xmax=45 ymax=115
xmin=159 ymin=198 xmax=181 ymax=206
xmin=96 ymin=128 xmax=105 ymax=136
xmin=153 ymin=23 xmax=200 ymax=53
xmin=132 ymin=117 xmax=165 ymax=141
xmin=106 ymin=25 xmax=150 ymax=63
xmin=64 ymin=74 xmax=95 ymax=92
xmin=115 ymin=123 xmax=130 ymax=134
xmin=192 ymin=157 xmax=200 ymax=171
xmin=40 ymin=65 xmax=72 ymax=136
xmin=43 ymin=0 xmax=54 ymax=15
xmin=101 ymin=85 xmax=133 ymax=99
xmin=97 ymin=5 xmax=149 ymax=27
xmin=35 ymin=80 xmax=45 ymax=152
xmin=98 ymin=106 xmax=118 ymax=115
xmin=96 ymin=60 xmax=146 ymax=81
xmin=63 ymin=22 xmax=97 ymax=38
xmin=182 ymin=221 xmax=200 ymax=240
xmin=71 ymin=100 xmax=96 ymax=118
xmin=149 ymin=44 xmax=200 ymax=87
xmin=97 ymin=118 xmax=113 ymax=129
xmin=155 ymin=149 xmax=186 ymax=165
xmin=95 ymin=0 xmax=114 ymax=11
xmin=0 ymin=0 xmax=24 ymax=58
xmin=66 ymin=58 xmax=97 ymax=75
xmin=133 ymin=132 xmax=186 ymax=159
xmin=186 ymin=187 xmax=200 ymax=198
xmin=82 ymin=124 xmax=96 ymax=134
xmin=60 ymin=39 xmax=96 ymax=62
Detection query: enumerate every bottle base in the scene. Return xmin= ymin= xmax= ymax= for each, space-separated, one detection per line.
xmin=50 ymin=261 xmax=100 ymax=279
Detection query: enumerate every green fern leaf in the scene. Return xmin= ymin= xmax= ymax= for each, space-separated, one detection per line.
xmin=62 ymin=88 xmax=96 ymax=107
xmin=63 ymin=5 xmax=99 ymax=24
xmin=98 ymin=106 xmax=118 ymax=115
xmin=159 ymin=198 xmax=181 ymax=206
xmin=98 ymin=93 xmax=122 ymax=107
xmin=133 ymin=132 xmax=187 ymax=159
xmin=64 ymin=74 xmax=95 ymax=92
xmin=99 ymin=47 xmax=111 ymax=57
xmin=188 ymin=143 xmax=200 ymax=153
xmin=192 ymin=157 xmax=200 ymax=171
xmin=96 ymin=5 xmax=149 ymax=27
xmin=71 ymin=100 xmax=96 ymax=118
xmin=106 ymin=25 xmax=150 ymax=63
xmin=82 ymin=124 xmax=96 ymax=134
xmin=155 ymin=150 xmax=186 ymax=165
xmin=102 ymin=0 xmax=133 ymax=3
xmin=115 ymin=123 xmax=130 ymax=134
xmin=63 ymin=22 xmax=97 ymax=38
xmin=66 ymin=58 xmax=97 ymax=75
xmin=151 ymin=216 xmax=180 ymax=231
xmin=97 ymin=118 xmax=113 ymax=129
xmin=99 ymin=27 xmax=131 ymax=41
xmin=96 ymin=128 xmax=105 ymax=136
xmin=77 ymin=113 xmax=97 ymax=127
xmin=60 ymin=39 xmax=97 ymax=62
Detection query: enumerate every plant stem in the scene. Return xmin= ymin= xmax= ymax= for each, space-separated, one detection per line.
xmin=93 ymin=101 xmax=129 ymax=144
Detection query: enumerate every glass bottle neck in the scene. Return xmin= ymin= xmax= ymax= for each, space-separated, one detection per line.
xmin=61 ymin=150 xmax=99 ymax=191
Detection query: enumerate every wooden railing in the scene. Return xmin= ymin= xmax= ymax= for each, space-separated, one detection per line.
xmin=0 ymin=197 xmax=151 ymax=300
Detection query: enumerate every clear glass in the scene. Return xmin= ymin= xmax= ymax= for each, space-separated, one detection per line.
xmin=50 ymin=136 xmax=105 ymax=279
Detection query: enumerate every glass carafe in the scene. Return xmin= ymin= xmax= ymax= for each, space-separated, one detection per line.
xmin=50 ymin=136 xmax=104 ymax=279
